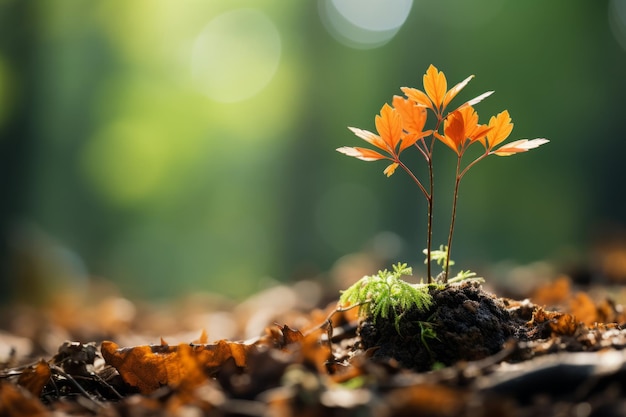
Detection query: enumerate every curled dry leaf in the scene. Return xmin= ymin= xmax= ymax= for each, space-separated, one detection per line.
xmin=17 ymin=360 xmax=51 ymax=397
xmin=529 ymin=307 xmax=581 ymax=337
xmin=101 ymin=339 xmax=254 ymax=394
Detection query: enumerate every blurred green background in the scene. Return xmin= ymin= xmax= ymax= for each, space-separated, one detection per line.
xmin=1 ymin=0 xmax=625 ymax=302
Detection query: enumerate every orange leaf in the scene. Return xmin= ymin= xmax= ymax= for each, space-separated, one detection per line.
xmin=492 ymin=138 xmax=549 ymax=156
xmin=529 ymin=308 xmax=580 ymax=336
xmin=468 ymin=123 xmax=492 ymax=144
xmin=550 ymin=313 xmax=580 ymax=336
xmin=383 ymin=162 xmax=399 ymax=177
xmin=101 ymin=341 xmax=179 ymax=393
xmin=423 ymin=64 xmax=447 ymax=111
xmin=392 ymin=95 xmax=428 ymax=135
xmin=531 ymin=276 xmax=572 ymax=306
xmin=17 ymin=360 xmax=51 ymax=397
xmin=101 ymin=340 xmax=254 ymax=394
xmin=434 ymin=132 xmax=459 ymax=155
xmin=457 ymin=106 xmax=490 ymax=144
xmin=279 ymin=324 xmax=304 ymax=347
xmin=485 ymin=110 xmax=514 ymax=149
xmin=458 ymin=106 xmax=479 ymax=133
xmin=336 ymin=146 xmax=387 ymax=161
xmin=375 ymin=103 xmax=403 ymax=152
xmin=399 ymin=132 xmax=431 ymax=153
xmin=347 ymin=127 xmax=388 ymax=152
xmin=436 ymin=110 xmax=465 ymax=154
xmin=443 ymin=74 xmax=474 ymax=109
xmin=569 ymin=292 xmax=598 ymax=327
xmin=401 ymin=87 xmax=433 ymax=112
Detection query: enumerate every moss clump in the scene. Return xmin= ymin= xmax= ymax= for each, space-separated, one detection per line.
xmin=339 ymin=263 xmax=432 ymax=333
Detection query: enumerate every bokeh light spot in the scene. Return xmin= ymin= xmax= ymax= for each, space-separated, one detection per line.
xmin=609 ymin=0 xmax=626 ymax=51
xmin=319 ymin=0 xmax=413 ymax=49
xmin=191 ymin=9 xmax=282 ymax=103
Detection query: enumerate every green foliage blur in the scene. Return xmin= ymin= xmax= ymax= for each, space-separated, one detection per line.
xmin=1 ymin=0 xmax=625 ymax=302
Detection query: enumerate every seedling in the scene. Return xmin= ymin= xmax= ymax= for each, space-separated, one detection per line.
xmin=337 ymin=65 xmax=548 ymax=282
xmin=338 ymin=244 xmax=477 ymax=330
xmin=337 ymin=65 xmax=548 ymax=321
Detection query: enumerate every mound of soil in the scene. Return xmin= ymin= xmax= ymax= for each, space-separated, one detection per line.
xmin=356 ymin=279 xmax=626 ymax=373
xmin=359 ymin=281 xmax=529 ymax=371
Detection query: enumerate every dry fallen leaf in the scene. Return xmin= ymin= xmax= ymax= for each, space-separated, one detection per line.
xmin=101 ymin=339 xmax=255 ymax=394
xmin=529 ymin=307 xmax=581 ymax=337
xmin=531 ymin=276 xmax=572 ymax=307
xmin=17 ymin=360 xmax=50 ymax=397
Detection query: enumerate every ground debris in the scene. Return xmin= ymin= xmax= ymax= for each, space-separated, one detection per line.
xmin=2 ymin=277 xmax=626 ymax=416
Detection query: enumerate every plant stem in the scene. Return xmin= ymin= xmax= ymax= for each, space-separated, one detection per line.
xmin=425 ymin=117 xmax=443 ymax=283
xmin=398 ymin=155 xmax=434 ymax=283
xmin=426 ymin=153 xmax=434 ymax=283
xmin=444 ymin=154 xmax=463 ymax=282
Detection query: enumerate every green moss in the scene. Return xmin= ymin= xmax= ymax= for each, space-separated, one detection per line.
xmin=339 ymin=263 xmax=433 ymax=333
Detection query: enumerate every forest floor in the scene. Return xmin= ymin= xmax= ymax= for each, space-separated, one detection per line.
xmin=2 ymin=260 xmax=626 ymax=417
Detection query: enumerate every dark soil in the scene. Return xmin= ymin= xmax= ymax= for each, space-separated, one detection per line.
xmin=359 ymin=282 xmax=529 ymax=371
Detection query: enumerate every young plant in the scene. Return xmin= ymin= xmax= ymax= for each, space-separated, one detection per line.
xmin=337 ymin=65 xmax=548 ymax=283
xmin=337 ymin=250 xmax=476 ymax=335
xmin=339 ymin=263 xmax=432 ymax=333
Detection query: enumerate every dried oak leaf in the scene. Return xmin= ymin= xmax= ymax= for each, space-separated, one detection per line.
xmin=101 ymin=339 xmax=254 ymax=394
xmin=261 ymin=323 xmax=332 ymax=374
xmin=531 ymin=276 xmax=572 ymax=307
xmin=16 ymin=360 xmax=50 ymax=397
xmin=569 ymin=292 xmax=599 ymax=327
xmin=263 ymin=324 xmax=305 ymax=350
xmin=281 ymin=324 xmax=304 ymax=346
xmin=529 ymin=307 xmax=581 ymax=336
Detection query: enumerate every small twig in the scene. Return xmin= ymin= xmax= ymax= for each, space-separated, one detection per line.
xmin=303 ymin=302 xmax=366 ymax=339
xmin=49 ymin=365 xmax=104 ymax=408
xmin=89 ymin=371 xmax=124 ymax=400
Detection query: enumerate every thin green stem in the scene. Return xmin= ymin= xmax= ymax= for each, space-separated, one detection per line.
xmin=444 ymin=154 xmax=463 ymax=282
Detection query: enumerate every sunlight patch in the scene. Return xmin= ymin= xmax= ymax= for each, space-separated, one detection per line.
xmin=191 ymin=9 xmax=282 ymax=103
